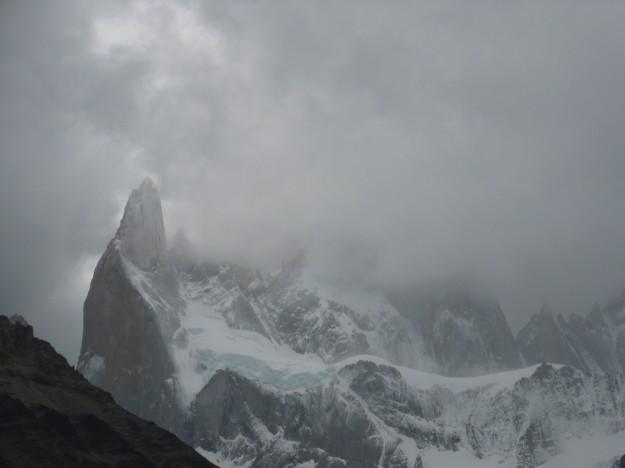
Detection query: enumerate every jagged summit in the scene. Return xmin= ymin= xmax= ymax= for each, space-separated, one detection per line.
xmin=518 ymin=290 xmax=625 ymax=375
xmin=138 ymin=175 xmax=157 ymax=191
xmin=516 ymin=303 xmax=581 ymax=370
xmin=387 ymin=277 xmax=523 ymax=376
xmin=115 ymin=177 xmax=166 ymax=269
xmin=78 ymin=180 xmax=625 ymax=467
xmin=79 ymin=178 xmax=181 ymax=433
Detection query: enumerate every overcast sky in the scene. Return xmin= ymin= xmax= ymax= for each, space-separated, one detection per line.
xmin=2 ymin=0 xmax=625 ymax=363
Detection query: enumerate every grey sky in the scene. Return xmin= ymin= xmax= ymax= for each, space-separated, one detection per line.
xmin=2 ymin=0 xmax=625 ymax=363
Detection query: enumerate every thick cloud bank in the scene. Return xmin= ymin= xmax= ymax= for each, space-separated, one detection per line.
xmin=2 ymin=0 xmax=625 ymax=362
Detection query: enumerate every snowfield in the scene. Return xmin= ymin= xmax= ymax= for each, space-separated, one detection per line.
xmin=174 ymin=273 xmax=621 ymax=468
xmin=171 ymin=269 xmax=564 ymax=410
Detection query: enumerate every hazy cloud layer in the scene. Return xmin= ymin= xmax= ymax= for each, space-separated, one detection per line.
xmin=2 ymin=0 xmax=625 ymax=362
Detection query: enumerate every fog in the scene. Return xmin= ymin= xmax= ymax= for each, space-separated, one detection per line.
xmin=2 ymin=0 xmax=625 ymax=363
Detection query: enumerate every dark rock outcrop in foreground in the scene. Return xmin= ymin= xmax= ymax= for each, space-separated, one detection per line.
xmin=0 ymin=314 xmax=216 ymax=468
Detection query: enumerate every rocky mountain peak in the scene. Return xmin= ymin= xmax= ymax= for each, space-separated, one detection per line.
xmin=387 ymin=278 xmax=522 ymax=376
xmin=516 ymin=304 xmax=587 ymax=371
xmin=79 ymin=178 xmax=182 ymax=434
xmin=138 ymin=175 xmax=157 ymax=191
xmin=75 ymin=179 xmax=625 ymax=467
xmin=115 ymin=177 xmax=166 ymax=269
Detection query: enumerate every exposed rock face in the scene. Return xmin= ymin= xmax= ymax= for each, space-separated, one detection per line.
xmin=258 ymin=258 xmax=426 ymax=367
xmin=79 ymin=183 xmax=522 ymax=422
xmin=190 ymin=360 xmax=625 ymax=468
xmin=77 ymin=179 xmax=625 ymax=467
xmin=0 ymin=315 xmax=215 ymax=468
xmin=388 ymin=281 xmax=522 ymax=376
xmin=518 ymin=293 xmax=625 ymax=376
xmin=78 ymin=177 xmax=182 ymax=433
xmin=517 ymin=304 xmax=585 ymax=370
xmin=116 ymin=177 xmax=167 ymax=269
xmin=192 ymin=364 xmax=457 ymax=468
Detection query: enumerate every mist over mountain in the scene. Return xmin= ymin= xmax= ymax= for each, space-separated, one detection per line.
xmin=3 ymin=2 xmax=625 ymax=465
xmin=0 ymin=314 xmax=215 ymax=468
xmin=2 ymin=1 xmax=625 ymax=364
xmin=70 ymin=178 xmax=625 ymax=467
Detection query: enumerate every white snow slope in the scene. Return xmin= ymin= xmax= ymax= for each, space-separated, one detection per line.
xmin=163 ymin=266 xmax=624 ymax=468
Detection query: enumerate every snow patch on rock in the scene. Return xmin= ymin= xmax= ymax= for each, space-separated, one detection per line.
xmin=80 ymin=352 xmax=105 ymax=383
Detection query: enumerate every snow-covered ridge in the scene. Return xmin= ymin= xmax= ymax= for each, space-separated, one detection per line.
xmin=167 ymin=259 xmax=433 ymax=408
xmin=167 ymin=256 xmax=558 ymax=410
xmin=332 ymin=355 xmax=563 ymax=393
xmin=190 ymin=356 xmax=625 ymax=468
xmin=171 ymin=273 xmax=561 ymax=407
xmin=79 ymin=179 xmax=625 ymax=468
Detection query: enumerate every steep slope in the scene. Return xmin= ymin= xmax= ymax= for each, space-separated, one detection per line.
xmin=518 ymin=293 xmax=625 ymax=376
xmin=79 ymin=179 xmax=625 ymax=468
xmin=78 ymin=177 xmax=183 ymax=433
xmin=517 ymin=304 xmax=587 ymax=371
xmin=388 ymin=280 xmax=522 ymax=376
xmin=167 ymin=254 xmax=431 ymax=413
xmin=0 ymin=314 xmax=215 ymax=468
xmin=190 ymin=358 xmax=625 ymax=468
xmin=78 ymin=180 xmax=434 ymax=420
xmin=259 ymin=257 xmax=429 ymax=368
xmin=79 ymin=180 xmax=521 ymax=420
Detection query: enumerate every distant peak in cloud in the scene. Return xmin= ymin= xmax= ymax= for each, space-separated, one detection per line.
xmin=116 ymin=178 xmax=166 ymax=269
xmin=138 ymin=176 xmax=157 ymax=192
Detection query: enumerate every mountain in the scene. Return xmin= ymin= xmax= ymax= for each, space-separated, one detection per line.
xmin=387 ymin=279 xmax=523 ymax=376
xmin=517 ymin=304 xmax=586 ymax=370
xmin=77 ymin=179 xmax=625 ymax=467
xmin=517 ymin=295 xmax=625 ymax=376
xmin=79 ymin=177 xmax=183 ymax=434
xmin=0 ymin=314 xmax=215 ymax=468
xmin=191 ymin=359 xmax=625 ymax=468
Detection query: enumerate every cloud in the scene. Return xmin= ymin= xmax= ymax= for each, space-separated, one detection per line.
xmin=1 ymin=0 xmax=625 ymax=361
